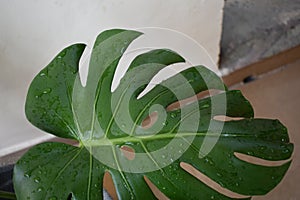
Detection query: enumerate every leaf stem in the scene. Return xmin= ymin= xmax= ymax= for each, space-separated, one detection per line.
xmin=0 ymin=191 xmax=17 ymax=200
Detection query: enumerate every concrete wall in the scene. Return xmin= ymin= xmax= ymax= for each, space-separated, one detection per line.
xmin=220 ymin=0 xmax=300 ymax=74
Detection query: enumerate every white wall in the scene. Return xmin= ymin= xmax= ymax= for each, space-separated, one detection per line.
xmin=0 ymin=0 xmax=224 ymax=156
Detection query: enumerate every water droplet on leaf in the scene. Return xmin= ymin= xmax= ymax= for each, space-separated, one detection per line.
xmin=34 ymin=177 xmax=40 ymax=183
xmin=259 ymin=146 xmax=266 ymax=151
xmin=204 ymin=157 xmax=214 ymax=166
xmin=60 ymin=51 xmax=66 ymax=57
xmin=202 ymin=104 xmax=209 ymax=108
xmin=282 ymin=149 xmax=290 ymax=153
xmin=170 ymin=113 xmax=177 ymax=118
xmin=120 ymin=47 xmax=126 ymax=54
xmin=43 ymin=88 xmax=52 ymax=94
xmin=39 ymin=72 xmax=46 ymax=77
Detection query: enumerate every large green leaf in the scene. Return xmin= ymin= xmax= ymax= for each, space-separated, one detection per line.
xmin=14 ymin=29 xmax=293 ymax=200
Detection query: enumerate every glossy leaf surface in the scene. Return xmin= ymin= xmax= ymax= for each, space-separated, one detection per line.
xmin=14 ymin=29 xmax=293 ymax=200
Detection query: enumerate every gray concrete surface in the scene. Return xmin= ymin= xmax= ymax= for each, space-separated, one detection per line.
xmin=220 ymin=0 xmax=300 ymax=74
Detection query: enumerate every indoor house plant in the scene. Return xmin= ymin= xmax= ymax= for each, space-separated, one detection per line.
xmin=0 ymin=29 xmax=293 ymax=200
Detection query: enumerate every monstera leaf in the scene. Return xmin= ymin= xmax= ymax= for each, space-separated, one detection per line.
xmin=13 ymin=29 xmax=293 ymax=200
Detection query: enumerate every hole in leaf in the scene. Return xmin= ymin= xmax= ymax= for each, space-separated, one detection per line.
xmin=196 ymin=89 xmax=223 ymax=100
xmin=78 ymin=45 xmax=92 ymax=87
xmin=141 ymin=89 xmax=224 ymax=129
xmin=141 ymin=111 xmax=158 ymax=129
xmin=49 ymin=137 xmax=79 ymax=146
xmin=180 ymin=162 xmax=249 ymax=199
xmin=67 ymin=193 xmax=72 ymax=200
xmin=144 ymin=176 xmax=169 ymax=200
xmin=120 ymin=145 xmax=135 ymax=160
xmin=213 ymin=115 xmax=244 ymax=122
xmin=234 ymin=152 xmax=291 ymax=167
xmin=166 ymin=95 xmax=197 ymax=111
xmin=103 ymin=171 xmax=118 ymax=200
xmin=167 ymin=89 xmax=223 ymax=111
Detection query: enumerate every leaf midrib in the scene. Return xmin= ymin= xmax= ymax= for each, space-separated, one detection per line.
xmin=83 ymin=132 xmax=251 ymax=146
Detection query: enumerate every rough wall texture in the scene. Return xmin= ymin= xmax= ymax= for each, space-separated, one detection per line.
xmin=220 ymin=0 xmax=300 ymax=74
